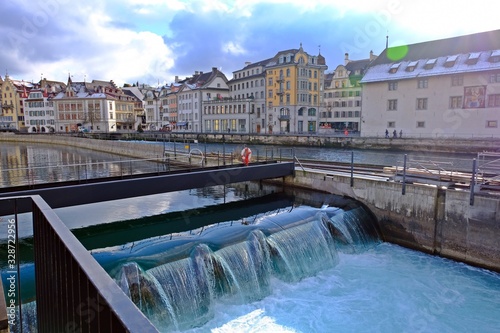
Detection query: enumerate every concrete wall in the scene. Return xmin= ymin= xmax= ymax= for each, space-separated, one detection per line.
xmin=0 ymin=134 xmax=165 ymax=159
xmin=284 ymin=169 xmax=500 ymax=272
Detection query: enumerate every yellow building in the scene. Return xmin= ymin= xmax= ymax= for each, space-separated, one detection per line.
xmin=265 ymin=44 xmax=327 ymax=134
xmin=0 ymin=74 xmax=31 ymax=131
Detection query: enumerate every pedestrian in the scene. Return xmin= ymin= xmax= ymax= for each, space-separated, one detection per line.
xmin=399 ymin=130 xmax=403 ymax=138
xmin=385 ymin=129 xmax=389 ymax=138
xmin=393 ymin=130 xmax=397 ymax=138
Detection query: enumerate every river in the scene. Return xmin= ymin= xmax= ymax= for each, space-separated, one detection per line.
xmin=0 ymin=141 xmax=498 ymax=333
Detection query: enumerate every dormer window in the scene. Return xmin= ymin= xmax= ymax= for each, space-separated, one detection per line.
xmin=424 ymin=58 xmax=437 ymax=69
xmin=444 ymin=55 xmax=458 ymax=67
xmin=466 ymin=52 xmax=480 ymax=65
xmin=406 ymin=61 xmax=418 ymax=72
xmin=489 ymin=50 xmax=500 ymax=63
xmin=389 ymin=63 xmax=400 ymax=73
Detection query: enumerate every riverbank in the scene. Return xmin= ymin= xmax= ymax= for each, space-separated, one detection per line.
xmin=2 ymin=132 xmax=499 ymax=154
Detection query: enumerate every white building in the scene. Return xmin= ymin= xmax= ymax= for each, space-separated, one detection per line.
xmin=361 ymin=29 xmax=500 ymax=138
xmin=176 ymin=67 xmax=229 ymax=132
xmin=24 ymin=89 xmax=56 ymax=133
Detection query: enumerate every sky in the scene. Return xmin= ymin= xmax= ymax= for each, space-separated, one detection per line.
xmin=0 ymin=0 xmax=499 ymax=87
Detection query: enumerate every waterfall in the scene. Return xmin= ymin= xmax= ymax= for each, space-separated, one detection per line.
xmin=116 ymin=204 xmax=380 ymax=331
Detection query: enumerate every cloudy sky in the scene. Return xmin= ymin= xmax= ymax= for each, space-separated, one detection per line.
xmin=0 ymin=0 xmax=498 ymax=87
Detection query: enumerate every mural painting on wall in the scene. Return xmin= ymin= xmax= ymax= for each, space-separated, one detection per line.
xmin=463 ymin=85 xmax=486 ymax=109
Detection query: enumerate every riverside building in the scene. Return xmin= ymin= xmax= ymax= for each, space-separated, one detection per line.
xmin=360 ymin=29 xmax=500 ymax=138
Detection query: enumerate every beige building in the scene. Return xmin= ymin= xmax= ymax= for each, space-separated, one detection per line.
xmin=361 ymin=30 xmax=500 ymax=138
xmin=323 ymin=52 xmax=376 ymax=135
xmin=53 ymin=77 xmax=139 ymax=133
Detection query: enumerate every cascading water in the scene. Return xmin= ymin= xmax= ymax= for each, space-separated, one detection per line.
xmin=112 ymin=205 xmax=380 ymax=331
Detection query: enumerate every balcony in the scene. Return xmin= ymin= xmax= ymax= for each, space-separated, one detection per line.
xmin=2 ymin=102 xmax=13 ymax=109
xmin=278 ymin=114 xmax=290 ymax=121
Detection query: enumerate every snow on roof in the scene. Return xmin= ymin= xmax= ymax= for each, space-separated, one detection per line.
xmin=469 ymin=52 xmax=481 ymax=59
xmin=492 ymin=50 xmax=500 ymax=57
xmin=361 ymin=50 xmax=500 ymax=83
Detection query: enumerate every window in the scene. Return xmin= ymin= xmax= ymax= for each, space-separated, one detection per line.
xmin=418 ymin=79 xmax=428 ymax=89
xmin=451 ymin=75 xmax=463 ymax=86
xmin=388 ymin=99 xmax=398 ymax=111
xmin=424 ymin=58 xmax=437 ymax=69
xmin=444 ymin=55 xmax=458 ymax=67
xmin=450 ymin=96 xmax=463 ymax=109
xmin=387 ymin=121 xmax=395 ymax=128
xmin=388 ymin=82 xmax=398 ymax=91
xmin=489 ymin=73 xmax=500 ymax=83
xmin=488 ymin=94 xmax=500 ymax=107
xmin=406 ymin=61 xmax=418 ymax=72
xmin=389 ymin=63 xmax=400 ymax=73
xmin=486 ymin=120 xmax=498 ymax=128
xmin=489 ymin=50 xmax=500 ymax=63
xmin=416 ymin=98 xmax=428 ymax=110
xmin=417 ymin=121 xmax=425 ymax=128
xmin=466 ymin=52 xmax=480 ymax=65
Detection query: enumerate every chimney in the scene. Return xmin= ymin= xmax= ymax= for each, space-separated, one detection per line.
xmin=245 ymin=61 xmax=251 ymax=67
xmin=212 ymin=67 xmax=218 ymax=73
xmin=175 ymin=75 xmax=179 ymax=83
xmin=344 ymin=53 xmax=350 ymax=65
xmin=194 ymin=71 xmax=199 ymax=75
xmin=370 ymin=50 xmax=376 ymax=61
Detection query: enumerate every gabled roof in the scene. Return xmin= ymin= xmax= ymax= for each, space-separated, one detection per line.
xmin=345 ymin=58 xmax=372 ymax=73
xmin=362 ymin=29 xmax=500 ymax=83
xmin=371 ymin=29 xmax=500 ymax=66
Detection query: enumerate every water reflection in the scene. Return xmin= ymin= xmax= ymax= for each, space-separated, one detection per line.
xmin=0 ymin=142 xmax=162 ymax=187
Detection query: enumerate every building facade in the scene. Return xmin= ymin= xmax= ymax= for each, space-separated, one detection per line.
xmin=265 ymin=45 xmax=328 ymax=134
xmin=361 ymin=30 xmax=500 ymax=138
xmin=0 ymin=75 xmax=29 ymax=131
xmin=322 ymin=52 xmax=375 ymax=135
xmin=52 ymin=78 xmax=138 ymax=133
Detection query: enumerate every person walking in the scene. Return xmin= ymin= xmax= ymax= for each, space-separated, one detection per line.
xmin=399 ymin=130 xmax=403 ymax=138
xmin=385 ymin=129 xmax=389 ymax=138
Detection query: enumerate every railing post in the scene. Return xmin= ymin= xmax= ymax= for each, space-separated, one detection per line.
xmin=350 ymin=151 xmax=354 ymax=187
xmin=402 ymin=154 xmax=407 ymax=195
xmin=470 ymin=158 xmax=476 ymax=206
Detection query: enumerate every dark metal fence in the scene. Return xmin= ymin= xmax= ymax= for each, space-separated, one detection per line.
xmin=4 ymin=196 xmax=159 ymax=333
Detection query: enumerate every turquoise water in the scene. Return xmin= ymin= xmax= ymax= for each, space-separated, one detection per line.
xmin=182 ymin=243 xmax=500 ymax=333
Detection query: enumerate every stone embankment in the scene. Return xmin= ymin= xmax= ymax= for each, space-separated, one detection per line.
xmin=0 ymin=133 xmax=165 ymax=159
xmin=4 ymin=132 xmax=500 ymax=154
xmin=283 ymin=169 xmax=500 ymax=273
xmin=138 ymin=132 xmax=500 ymax=153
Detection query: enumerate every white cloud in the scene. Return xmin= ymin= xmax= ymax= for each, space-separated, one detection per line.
xmin=222 ymin=41 xmax=246 ymax=56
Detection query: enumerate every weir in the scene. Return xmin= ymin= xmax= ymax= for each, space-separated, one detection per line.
xmin=92 ymin=204 xmax=381 ymax=331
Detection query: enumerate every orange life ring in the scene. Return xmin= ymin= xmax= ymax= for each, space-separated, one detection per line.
xmin=241 ymin=147 xmax=252 ymax=166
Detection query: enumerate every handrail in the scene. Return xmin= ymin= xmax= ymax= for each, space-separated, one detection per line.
xmin=1 ymin=195 xmax=159 ymax=332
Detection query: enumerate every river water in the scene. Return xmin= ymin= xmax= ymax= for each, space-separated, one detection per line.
xmin=0 ymin=141 xmax=499 ymax=333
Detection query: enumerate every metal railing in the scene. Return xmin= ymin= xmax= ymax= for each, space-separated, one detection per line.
xmin=2 ymin=196 xmax=159 ymax=333
xmin=0 ymin=157 xmax=168 ymax=189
